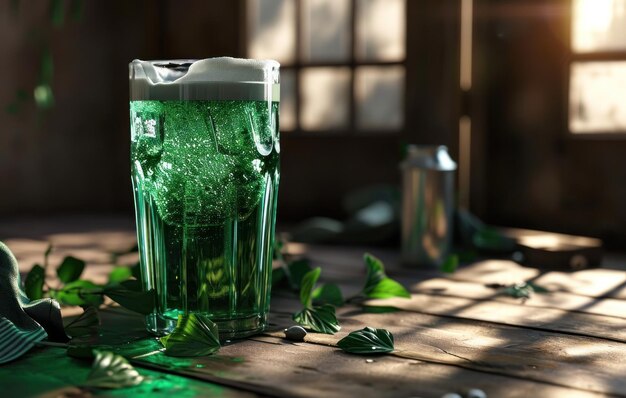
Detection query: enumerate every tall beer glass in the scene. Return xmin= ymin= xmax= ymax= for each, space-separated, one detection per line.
xmin=129 ymin=58 xmax=280 ymax=338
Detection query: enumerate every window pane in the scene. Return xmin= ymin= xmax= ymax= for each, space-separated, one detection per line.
xmin=356 ymin=0 xmax=406 ymax=62
xmin=572 ymin=0 xmax=626 ymax=52
xmin=301 ymin=0 xmax=351 ymax=62
xmin=570 ymin=61 xmax=626 ymax=133
xmin=355 ymin=66 xmax=404 ymax=130
xmin=280 ymin=70 xmax=296 ymax=131
xmin=300 ymin=67 xmax=351 ymax=130
xmin=247 ymin=0 xmax=296 ymax=64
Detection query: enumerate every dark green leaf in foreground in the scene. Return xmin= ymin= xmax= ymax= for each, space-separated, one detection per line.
xmin=52 ymin=280 xmax=103 ymax=306
xmin=299 ymin=267 xmax=321 ymax=308
xmin=337 ymin=326 xmax=394 ymax=355
xmin=362 ymin=253 xmax=410 ymax=299
xmin=293 ymin=304 xmax=341 ymax=334
xmin=64 ymin=306 xmax=100 ymax=338
xmin=107 ymin=266 xmax=133 ymax=284
xmin=160 ymin=314 xmax=220 ymax=357
xmin=312 ymin=283 xmax=344 ymax=306
xmin=57 ymin=256 xmax=86 ymax=284
xmin=25 ymin=264 xmax=45 ymax=300
xmin=83 ymin=350 xmax=144 ymax=389
xmin=440 ymin=254 xmax=459 ymax=274
xmin=103 ymin=281 xmax=155 ymax=315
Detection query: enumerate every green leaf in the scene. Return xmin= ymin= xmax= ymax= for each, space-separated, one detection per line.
xmin=56 ymin=256 xmax=85 ymax=284
xmin=361 ymin=305 xmax=400 ymax=314
xmin=160 ymin=314 xmax=220 ymax=357
xmin=103 ymin=283 xmax=155 ymax=315
xmin=440 ymin=254 xmax=459 ymax=274
xmin=312 ymin=283 xmax=344 ymax=306
xmin=293 ymin=305 xmax=341 ymax=334
xmin=84 ymin=351 xmax=144 ymax=389
xmin=24 ymin=264 xmax=45 ymax=300
xmin=287 ymin=259 xmax=313 ymax=290
xmin=501 ymin=282 xmax=549 ymax=299
xmin=64 ymin=306 xmax=99 ymax=338
xmin=107 ymin=266 xmax=133 ymax=284
xmin=299 ymin=267 xmax=321 ymax=308
xmin=337 ymin=326 xmax=394 ymax=355
xmin=52 ymin=280 xmax=103 ymax=306
xmin=34 ymin=84 xmax=54 ymax=109
xmin=362 ymin=253 xmax=410 ymax=299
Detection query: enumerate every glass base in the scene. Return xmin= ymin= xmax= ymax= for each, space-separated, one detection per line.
xmin=146 ymin=313 xmax=267 ymax=340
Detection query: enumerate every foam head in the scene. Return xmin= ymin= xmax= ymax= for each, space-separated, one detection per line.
xmin=129 ymin=57 xmax=280 ymax=101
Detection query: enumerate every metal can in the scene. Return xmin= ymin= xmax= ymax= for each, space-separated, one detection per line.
xmin=401 ymin=145 xmax=457 ymax=267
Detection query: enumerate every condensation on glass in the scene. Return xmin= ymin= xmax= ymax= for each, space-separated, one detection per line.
xmin=572 ymin=0 xmax=626 ymax=53
xmin=570 ymin=61 xmax=626 ymax=133
xmin=300 ymin=67 xmax=351 ymax=130
xmin=247 ymin=0 xmax=296 ymax=64
xmin=356 ymin=0 xmax=406 ymax=62
xmin=301 ymin=0 xmax=351 ymax=62
xmin=355 ymin=66 xmax=404 ymax=130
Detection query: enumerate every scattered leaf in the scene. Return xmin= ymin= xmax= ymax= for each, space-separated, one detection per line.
xmin=361 ymin=305 xmax=400 ymax=314
xmin=312 ymin=283 xmax=344 ymax=306
xmin=107 ymin=266 xmax=133 ymax=284
xmin=299 ymin=267 xmax=321 ymax=308
xmin=293 ymin=304 xmax=341 ymax=334
xmin=64 ymin=306 xmax=99 ymax=338
xmin=160 ymin=314 xmax=220 ymax=357
xmin=362 ymin=254 xmax=410 ymax=299
xmin=52 ymin=280 xmax=103 ymax=306
xmin=337 ymin=327 xmax=394 ymax=355
xmin=440 ymin=254 xmax=459 ymax=274
xmin=499 ymin=282 xmax=549 ymax=300
xmin=84 ymin=350 xmax=144 ymax=389
xmin=56 ymin=256 xmax=85 ymax=284
xmin=24 ymin=264 xmax=45 ymax=300
xmin=103 ymin=282 xmax=155 ymax=315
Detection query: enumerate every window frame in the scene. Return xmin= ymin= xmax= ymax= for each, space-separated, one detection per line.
xmin=242 ymin=0 xmax=407 ymax=136
xmin=566 ymin=0 xmax=626 ymax=138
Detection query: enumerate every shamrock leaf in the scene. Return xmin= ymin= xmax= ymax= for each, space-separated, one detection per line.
xmin=83 ymin=350 xmax=144 ymax=389
xmin=293 ymin=304 xmax=341 ymax=334
xmin=500 ymin=282 xmax=549 ymax=300
xmin=337 ymin=326 xmax=394 ymax=355
xmin=362 ymin=253 xmax=410 ymax=299
xmin=57 ymin=256 xmax=85 ymax=284
xmin=64 ymin=306 xmax=100 ymax=338
xmin=312 ymin=283 xmax=344 ymax=306
xmin=24 ymin=264 xmax=45 ymax=300
xmin=160 ymin=314 xmax=220 ymax=357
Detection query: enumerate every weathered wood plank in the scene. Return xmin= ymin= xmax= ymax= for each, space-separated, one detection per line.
xmin=407 ymin=278 xmax=626 ymax=319
xmin=136 ymin=338 xmax=609 ymax=398
xmin=266 ymin=309 xmax=626 ymax=396
xmin=363 ymin=293 xmax=626 ymax=342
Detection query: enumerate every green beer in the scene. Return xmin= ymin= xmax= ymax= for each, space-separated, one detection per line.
xmin=129 ymin=59 xmax=280 ymax=338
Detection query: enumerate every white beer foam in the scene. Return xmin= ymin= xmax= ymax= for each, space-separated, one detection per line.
xmin=130 ymin=57 xmax=280 ymax=101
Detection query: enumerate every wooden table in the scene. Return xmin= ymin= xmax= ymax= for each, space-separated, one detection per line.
xmin=1 ymin=215 xmax=625 ymax=398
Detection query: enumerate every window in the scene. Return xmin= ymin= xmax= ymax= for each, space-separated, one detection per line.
xmin=246 ymin=0 xmax=406 ymax=134
xmin=569 ymin=0 xmax=626 ymax=134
